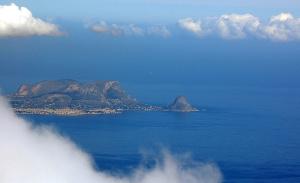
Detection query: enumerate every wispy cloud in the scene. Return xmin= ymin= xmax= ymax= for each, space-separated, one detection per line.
xmin=91 ymin=21 xmax=171 ymax=37
xmin=0 ymin=3 xmax=62 ymax=37
xmin=147 ymin=25 xmax=171 ymax=38
xmin=0 ymin=96 xmax=222 ymax=183
xmin=178 ymin=13 xmax=300 ymax=41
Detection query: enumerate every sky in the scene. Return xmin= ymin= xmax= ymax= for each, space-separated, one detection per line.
xmin=1 ymin=0 xmax=300 ymax=22
xmin=0 ymin=1 xmax=300 ymax=93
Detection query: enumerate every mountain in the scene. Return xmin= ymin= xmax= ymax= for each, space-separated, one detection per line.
xmin=9 ymin=80 xmax=143 ymax=111
xmin=168 ymin=96 xmax=198 ymax=112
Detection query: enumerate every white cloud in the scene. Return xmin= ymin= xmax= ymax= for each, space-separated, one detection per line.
xmin=216 ymin=14 xmax=260 ymax=39
xmin=178 ymin=18 xmax=205 ymax=36
xmin=91 ymin=22 xmax=143 ymax=36
xmin=261 ymin=13 xmax=300 ymax=41
xmin=0 ymin=96 xmax=222 ymax=183
xmin=178 ymin=13 xmax=300 ymax=41
xmin=90 ymin=21 xmax=110 ymax=33
xmin=91 ymin=21 xmax=171 ymax=37
xmin=0 ymin=3 xmax=62 ymax=37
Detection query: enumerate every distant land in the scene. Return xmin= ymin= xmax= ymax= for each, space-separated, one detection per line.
xmin=8 ymin=80 xmax=198 ymax=115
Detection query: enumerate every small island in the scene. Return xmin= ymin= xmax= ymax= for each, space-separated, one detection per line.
xmin=168 ymin=96 xmax=199 ymax=112
xmin=8 ymin=79 xmax=198 ymax=115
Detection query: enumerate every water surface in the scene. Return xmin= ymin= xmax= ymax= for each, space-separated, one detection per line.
xmin=24 ymin=85 xmax=300 ymax=183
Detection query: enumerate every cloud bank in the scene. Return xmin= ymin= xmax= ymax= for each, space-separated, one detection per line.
xmin=0 ymin=3 xmax=62 ymax=37
xmin=0 ymin=96 xmax=222 ymax=183
xmin=178 ymin=13 xmax=300 ymax=41
xmin=91 ymin=21 xmax=171 ymax=37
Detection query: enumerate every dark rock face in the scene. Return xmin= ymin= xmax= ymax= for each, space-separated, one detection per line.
xmin=168 ymin=96 xmax=198 ymax=112
xmin=9 ymin=80 xmax=141 ymax=110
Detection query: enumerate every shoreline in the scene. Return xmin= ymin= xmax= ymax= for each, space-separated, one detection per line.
xmin=13 ymin=107 xmax=199 ymax=116
xmin=13 ymin=108 xmax=121 ymax=116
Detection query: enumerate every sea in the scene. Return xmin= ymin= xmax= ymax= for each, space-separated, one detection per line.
xmin=22 ymin=84 xmax=300 ymax=183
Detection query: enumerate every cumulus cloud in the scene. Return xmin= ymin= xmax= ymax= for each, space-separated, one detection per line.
xmin=0 ymin=3 xmax=62 ymax=37
xmin=216 ymin=14 xmax=260 ymax=39
xmin=91 ymin=21 xmax=171 ymax=37
xmin=261 ymin=13 xmax=300 ymax=41
xmin=178 ymin=18 xmax=205 ymax=37
xmin=0 ymin=96 xmax=222 ymax=183
xmin=178 ymin=13 xmax=300 ymax=41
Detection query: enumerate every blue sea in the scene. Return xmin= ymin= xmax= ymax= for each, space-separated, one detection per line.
xmin=23 ymin=84 xmax=300 ymax=183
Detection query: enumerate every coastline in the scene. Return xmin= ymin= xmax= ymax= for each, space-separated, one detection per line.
xmin=13 ymin=108 xmax=121 ymax=116
xmin=13 ymin=106 xmax=199 ymax=116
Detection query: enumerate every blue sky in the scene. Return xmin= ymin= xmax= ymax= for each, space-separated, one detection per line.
xmin=2 ymin=0 xmax=300 ymax=22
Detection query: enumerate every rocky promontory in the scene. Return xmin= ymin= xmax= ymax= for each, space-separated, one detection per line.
xmin=167 ymin=96 xmax=199 ymax=112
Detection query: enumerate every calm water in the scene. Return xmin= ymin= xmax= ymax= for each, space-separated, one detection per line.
xmin=23 ymin=85 xmax=300 ymax=183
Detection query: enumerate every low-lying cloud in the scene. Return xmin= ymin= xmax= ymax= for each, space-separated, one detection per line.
xmin=0 ymin=96 xmax=222 ymax=183
xmin=0 ymin=3 xmax=62 ymax=37
xmin=91 ymin=21 xmax=171 ymax=37
xmin=216 ymin=14 xmax=261 ymax=39
xmin=178 ymin=18 xmax=205 ymax=37
xmin=178 ymin=13 xmax=300 ymax=41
